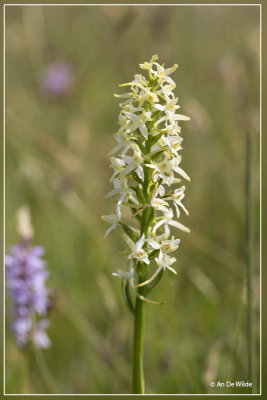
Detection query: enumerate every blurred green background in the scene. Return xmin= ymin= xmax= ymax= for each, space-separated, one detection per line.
xmin=5 ymin=5 xmax=260 ymax=395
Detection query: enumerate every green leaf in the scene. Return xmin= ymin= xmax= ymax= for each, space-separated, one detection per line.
xmin=134 ymin=213 xmax=142 ymax=223
xmin=143 ymin=165 xmax=152 ymax=199
xmin=148 ymin=249 xmax=160 ymax=260
xmin=151 ymin=150 xmax=164 ymax=161
xmin=135 ymin=185 xmax=146 ymax=204
xmin=121 ymin=280 xmax=135 ymax=314
xmin=147 ymin=131 xmax=164 ymax=147
xmin=146 ymin=268 xmax=164 ymax=293
xmin=132 ymin=136 xmax=147 ymax=154
xmin=136 ymin=261 xmax=148 ymax=278
xmin=119 ymin=222 xmax=138 ymax=242
xmin=151 ymin=109 xmax=162 ymax=122
xmin=161 ymin=191 xmax=173 ymax=198
xmin=140 ymin=207 xmax=149 ymax=235
xmin=146 ymin=207 xmax=155 ymax=228
xmin=144 ymin=101 xmax=150 ymax=112
xmin=140 ymin=207 xmax=155 ymax=236
xmin=148 ymin=183 xmax=156 ymax=195
xmin=131 ymin=171 xmax=143 ymax=185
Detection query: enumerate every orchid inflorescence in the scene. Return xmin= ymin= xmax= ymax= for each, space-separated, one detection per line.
xmin=102 ymin=55 xmax=190 ymax=308
xmin=6 ymin=207 xmax=51 ymax=348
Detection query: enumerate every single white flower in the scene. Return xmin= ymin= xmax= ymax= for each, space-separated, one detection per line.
xmin=139 ymin=54 xmax=159 ymax=76
xmin=164 ymin=186 xmax=189 ymax=217
xmin=157 ymin=83 xmax=177 ymax=103
xmin=146 ymin=156 xmax=190 ymax=186
xmin=124 ymin=110 xmax=152 ymax=139
xmin=156 ymin=112 xmax=190 ymax=128
xmin=154 ymin=97 xmax=179 ymax=114
xmin=118 ymin=73 xmax=148 ymax=90
xmin=109 ymin=157 xmax=125 ymax=180
xmin=147 ymin=236 xmax=180 ymax=260
xmin=112 ymin=268 xmax=134 ymax=281
xmin=146 ymin=157 xmax=175 ymax=185
xmin=138 ymin=87 xmax=159 ymax=107
xmin=155 ymin=134 xmax=183 ymax=157
xmin=156 ymin=252 xmax=177 ymax=274
xmin=160 ymin=237 xmax=180 ymax=253
xmin=101 ymin=213 xmax=120 ymax=238
xmin=108 ymin=130 xmax=132 ymax=156
xmin=120 ymin=144 xmax=144 ymax=180
xmin=153 ymin=61 xmax=178 ymax=81
xmin=135 ymin=237 xmax=180 ymax=288
xmin=150 ymin=186 xmax=169 ymax=212
xmin=106 ymin=177 xmax=138 ymax=219
xmin=140 ymin=54 xmax=178 ymax=84
xmin=122 ymin=234 xmax=150 ymax=265
xmin=151 ymin=197 xmax=169 ymax=212
xmin=164 ymin=122 xmax=182 ymax=136
xmin=112 ymin=261 xmax=136 ymax=291
xmin=153 ymin=209 xmax=190 ymax=238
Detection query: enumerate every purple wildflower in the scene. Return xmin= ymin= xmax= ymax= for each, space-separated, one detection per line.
xmin=39 ymin=61 xmax=74 ymax=99
xmin=6 ymin=241 xmax=51 ymax=348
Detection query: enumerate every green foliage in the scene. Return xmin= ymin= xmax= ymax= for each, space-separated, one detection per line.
xmin=147 ymin=268 xmax=164 ymax=293
xmin=121 ymin=280 xmax=135 ymax=315
xmin=119 ymin=222 xmax=138 ymax=243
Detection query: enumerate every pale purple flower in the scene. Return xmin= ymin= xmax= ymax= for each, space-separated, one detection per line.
xmin=6 ymin=241 xmax=51 ymax=348
xmin=39 ymin=61 xmax=74 ymax=98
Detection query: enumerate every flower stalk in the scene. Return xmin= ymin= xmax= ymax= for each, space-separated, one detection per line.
xmin=133 ymin=274 xmax=147 ymax=394
xmin=102 ymin=55 xmax=190 ymax=393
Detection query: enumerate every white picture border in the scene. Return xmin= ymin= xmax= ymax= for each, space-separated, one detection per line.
xmin=3 ymin=2 xmax=262 ymax=396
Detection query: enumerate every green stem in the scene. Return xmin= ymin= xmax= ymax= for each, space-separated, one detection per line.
xmin=132 ymin=150 xmax=151 ymax=394
xmin=245 ymin=130 xmax=256 ymax=393
xmin=132 ymin=276 xmax=146 ymax=394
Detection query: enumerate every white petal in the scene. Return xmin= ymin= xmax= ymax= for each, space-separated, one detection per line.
xmin=168 ymin=220 xmax=190 ymax=233
xmin=152 ymin=219 xmax=166 ymax=234
xmin=140 ymin=124 xmax=148 ymax=139
xmin=108 ymin=143 xmax=124 ymax=156
xmin=166 ymin=265 xmax=177 ymax=274
xmin=120 ymin=163 xmax=136 ymax=177
xmin=174 ymin=113 xmax=190 ymax=121
xmin=174 ymin=202 xmax=181 ymax=218
xmin=154 ymin=103 xmax=165 ymax=111
xmin=178 ymin=201 xmax=189 ymax=216
xmin=104 ymin=225 xmax=116 ymax=239
xmin=122 ymin=233 xmax=136 ymax=251
xmin=136 ymin=234 xmax=146 ymax=250
xmin=147 ymin=238 xmax=161 ymax=249
xmin=135 ymin=265 xmax=163 ymax=288
xmin=173 ymin=166 xmax=191 ymax=181
xmin=143 ymin=256 xmax=150 ymax=265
